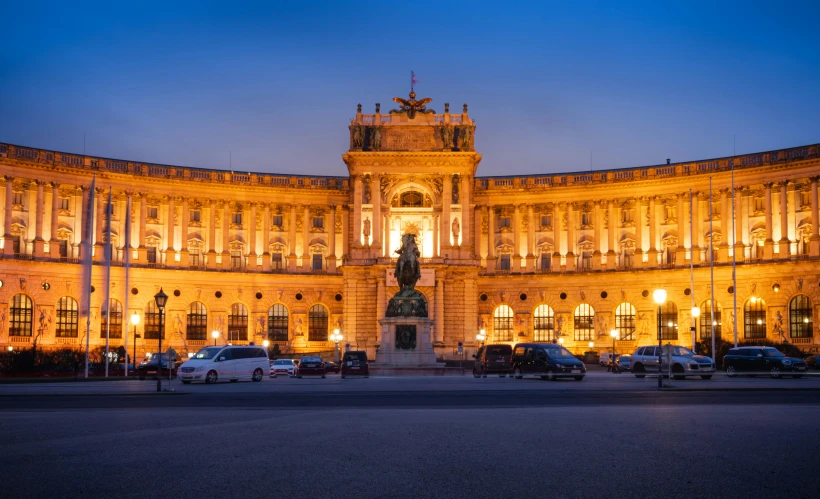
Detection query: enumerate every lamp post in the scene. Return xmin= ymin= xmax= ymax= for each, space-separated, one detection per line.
xmin=653 ymin=289 xmax=667 ymax=389
xmin=691 ymin=306 xmax=701 ymax=352
xmin=130 ymin=311 xmax=140 ymax=377
xmin=211 ymin=330 xmax=219 ymax=346
xmin=153 ymin=288 xmax=168 ymax=393
xmin=330 ymin=328 xmax=343 ymax=362
xmin=263 ymin=339 xmax=270 ymax=360
xmin=557 ymin=337 xmax=564 ymax=346
xmin=476 ymin=329 xmax=486 ymax=347
xmin=588 ymin=341 xmax=594 ymax=349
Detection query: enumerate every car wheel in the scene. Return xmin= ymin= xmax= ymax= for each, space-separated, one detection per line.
xmin=230 ymin=379 xmax=238 ymax=383
xmin=205 ymin=370 xmax=218 ymax=384
xmin=181 ymin=380 xmax=191 ymax=384
xmin=138 ymin=375 xmax=145 ymax=381
xmin=770 ymin=366 xmax=781 ymax=379
xmin=472 ymin=368 xmax=480 ymax=379
xmin=321 ymin=374 xmax=326 ymax=379
xmin=252 ymin=369 xmax=263 ymax=382
xmin=499 ymin=373 xmax=506 ymax=378
xmin=514 ymin=367 xmax=523 ymax=379
xmin=700 ymin=375 xmax=713 ymax=380
xmin=546 ymin=369 xmax=557 ymax=381
xmin=296 ymin=375 xmax=302 ymax=379
xmin=341 ymin=375 xmax=346 ymax=379
xmin=726 ymin=365 xmax=736 ymax=377
xmin=633 ymin=363 xmax=646 ymax=379
xmin=672 ymin=364 xmax=685 ymax=381
xmin=574 ymin=376 xmax=584 ymax=381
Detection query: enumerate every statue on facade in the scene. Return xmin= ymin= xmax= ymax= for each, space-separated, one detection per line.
xmin=363 ymin=180 xmax=371 ymax=204
xmin=351 ymin=123 xmax=364 ymax=149
xmin=370 ymin=126 xmax=382 ymax=151
xmin=773 ymin=311 xmax=785 ymax=342
xmin=440 ymin=124 xmax=453 ymax=149
xmin=452 ymin=176 xmax=459 ymax=203
xmin=459 ymin=126 xmax=472 ymax=151
xmin=391 ymin=91 xmax=434 ymax=119
xmin=451 ymin=218 xmax=460 ymax=243
xmin=386 ymin=233 xmax=427 ymax=317
xmin=363 ymin=218 xmax=371 ymax=239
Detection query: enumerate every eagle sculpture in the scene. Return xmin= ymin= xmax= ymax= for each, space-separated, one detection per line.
xmin=391 ymin=91 xmax=435 ymax=119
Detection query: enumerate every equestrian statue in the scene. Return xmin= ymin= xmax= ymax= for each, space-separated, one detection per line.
xmin=386 ymin=233 xmax=428 ymax=317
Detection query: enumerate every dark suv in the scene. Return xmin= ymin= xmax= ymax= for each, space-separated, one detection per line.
xmin=472 ymin=344 xmax=513 ymax=378
xmin=511 ymin=343 xmax=586 ymax=381
xmin=723 ymin=347 xmax=807 ymax=378
xmin=341 ymin=351 xmax=369 ymax=378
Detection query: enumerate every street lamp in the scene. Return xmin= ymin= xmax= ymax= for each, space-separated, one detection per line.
xmin=211 ymin=330 xmax=219 ymax=346
xmin=130 ymin=311 xmax=140 ymax=377
xmin=588 ymin=341 xmax=594 ymax=349
xmin=7 ymin=346 xmax=13 ymax=352
xmin=330 ymin=328 xmax=343 ymax=362
xmin=610 ymin=328 xmax=618 ymax=356
xmin=557 ymin=337 xmax=564 ymax=345
xmin=153 ymin=288 xmax=168 ymax=393
xmin=476 ymin=328 xmax=486 ymax=346
xmin=691 ymin=306 xmax=700 ymax=352
xmin=653 ymin=288 xmax=667 ymax=389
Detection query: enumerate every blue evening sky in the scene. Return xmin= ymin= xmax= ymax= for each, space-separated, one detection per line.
xmin=1 ymin=1 xmax=818 ymax=177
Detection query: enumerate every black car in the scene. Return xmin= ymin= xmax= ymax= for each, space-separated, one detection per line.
xmin=473 ymin=344 xmax=513 ymax=378
xmin=723 ymin=347 xmax=807 ymax=378
xmin=511 ymin=343 xmax=586 ymax=381
xmin=340 ymin=351 xmax=369 ymax=378
xmin=136 ymin=353 xmax=177 ymax=380
xmin=324 ymin=361 xmax=341 ymax=374
xmin=804 ymin=354 xmax=820 ymax=370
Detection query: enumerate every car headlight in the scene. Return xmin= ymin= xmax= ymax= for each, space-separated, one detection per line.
xmin=783 ymin=360 xmax=792 ymax=366
xmin=194 ymin=366 xmax=205 ymax=372
xmin=555 ymin=364 xmax=565 ymax=368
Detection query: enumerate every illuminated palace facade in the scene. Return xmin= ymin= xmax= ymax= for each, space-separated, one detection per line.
xmin=1 ymin=96 xmax=819 ymax=360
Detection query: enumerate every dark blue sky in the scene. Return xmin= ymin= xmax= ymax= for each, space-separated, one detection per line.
xmin=1 ymin=1 xmax=818 ymax=176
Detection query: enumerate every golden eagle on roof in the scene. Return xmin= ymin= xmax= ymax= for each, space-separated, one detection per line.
xmin=391 ymin=91 xmax=435 ymax=119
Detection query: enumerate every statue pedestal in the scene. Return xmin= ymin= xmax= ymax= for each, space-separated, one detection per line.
xmin=374 ymin=316 xmax=439 ymax=367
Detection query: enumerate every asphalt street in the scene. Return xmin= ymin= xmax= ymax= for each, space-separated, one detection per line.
xmin=1 ymin=373 xmax=819 ymax=499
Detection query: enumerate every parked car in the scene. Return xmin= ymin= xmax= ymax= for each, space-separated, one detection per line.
xmin=324 ymin=361 xmax=341 ymax=374
xmin=341 ymin=350 xmax=369 ymax=378
xmin=613 ymin=354 xmax=631 ymax=372
xmin=296 ymin=356 xmax=325 ymax=378
xmin=270 ymin=358 xmax=299 ymax=377
xmin=630 ymin=345 xmax=715 ymax=380
xmin=804 ymin=354 xmax=820 ymax=370
xmin=599 ymin=351 xmax=615 ymax=367
xmin=511 ymin=343 xmax=586 ymax=381
xmin=136 ymin=353 xmax=178 ymax=380
xmin=177 ymin=346 xmax=269 ymax=384
xmin=723 ymin=347 xmax=807 ymax=378
xmin=472 ymin=344 xmax=513 ymax=378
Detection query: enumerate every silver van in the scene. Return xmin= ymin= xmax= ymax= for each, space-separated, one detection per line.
xmin=178 ymin=346 xmax=269 ymax=384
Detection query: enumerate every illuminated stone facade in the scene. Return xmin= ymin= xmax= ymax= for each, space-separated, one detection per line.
xmin=1 ymin=96 xmax=819 ymax=360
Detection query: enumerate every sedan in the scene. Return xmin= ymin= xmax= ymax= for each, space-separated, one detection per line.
xmin=270 ymin=359 xmax=299 ymax=378
xmin=324 ymin=361 xmax=340 ymax=374
xmin=296 ymin=356 xmax=326 ymax=378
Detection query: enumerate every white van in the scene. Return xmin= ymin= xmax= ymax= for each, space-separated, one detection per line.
xmin=178 ymin=346 xmax=269 ymax=384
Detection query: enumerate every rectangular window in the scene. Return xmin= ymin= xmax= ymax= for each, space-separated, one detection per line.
xmin=499 ymin=217 xmax=511 ymax=228
xmin=147 ymin=207 xmax=158 ymax=219
xmin=12 ymin=192 xmax=23 ymax=205
xmin=59 ymin=198 xmax=70 ymax=210
xmin=59 ymin=240 xmax=68 ymax=258
xmin=271 ymin=253 xmax=283 ymax=270
xmin=621 ymin=209 xmax=634 ymax=224
xmin=540 ymin=254 xmax=550 ymax=270
xmin=190 ymin=210 xmax=200 ymax=222
xmin=12 ymin=236 xmax=20 ymax=254
xmin=801 ymin=192 xmax=810 ymax=210
xmin=540 ymin=215 xmax=551 ymax=227
xmin=231 ymin=251 xmax=243 ymax=269
xmin=147 ymin=247 xmax=157 ymax=263
xmin=753 ymin=198 xmax=764 ymax=213
xmin=581 ymin=213 xmax=592 ymax=226
xmin=189 ymin=248 xmax=200 ymax=266
xmin=499 ymin=254 xmax=511 ymax=270
xmin=312 ymin=254 xmax=323 ymax=271
xmin=272 ymin=215 xmax=283 ymax=227
xmin=232 ymin=213 xmax=242 ymax=225
xmin=313 ymin=217 xmax=323 ymax=229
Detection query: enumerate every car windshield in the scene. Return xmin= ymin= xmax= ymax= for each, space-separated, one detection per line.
xmin=486 ymin=345 xmax=512 ymax=355
xmin=669 ymin=347 xmax=695 ymax=356
xmin=301 ymin=357 xmax=322 ymax=363
xmin=762 ymin=349 xmax=784 ymax=358
xmin=547 ymin=347 xmax=575 ymax=358
xmin=193 ymin=347 xmax=222 ymax=360
xmin=274 ymin=360 xmax=292 ymax=365
xmin=344 ymin=352 xmax=367 ymax=362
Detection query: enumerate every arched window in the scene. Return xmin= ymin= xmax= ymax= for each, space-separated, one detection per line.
xmin=789 ymin=295 xmax=812 ymax=338
xmin=229 ymin=303 xmax=248 ymax=342
xmin=615 ymin=302 xmax=636 ymax=341
xmin=493 ymin=305 xmax=514 ymax=342
xmin=268 ymin=304 xmax=289 ymax=342
xmin=187 ymin=302 xmax=207 ymax=341
xmin=399 ymin=191 xmax=424 ymax=207
xmin=9 ymin=294 xmax=33 ymax=337
xmin=100 ymin=299 xmax=123 ymax=339
xmin=56 ymin=296 xmax=79 ymax=338
xmin=699 ymin=300 xmax=721 ymax=340
xmin=533 ymin=304 xmax=554 ymax=342
xmin=574 ymin=304 xmax=595 ymax=342
xmin=744 ymin=297 xmax=766 ymax=339
xmin=660 ymin=302 xmax=678 ymax=340
xmin=144 ymin=301 xmax=163 ymax=340
xmin=308 ymin=304 xmax=328 ymax=341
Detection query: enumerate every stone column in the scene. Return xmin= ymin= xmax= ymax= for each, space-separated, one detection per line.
xmin=376 ymin=277 xmax=386 ymax=345
xmin=383 ymin=214 xmax=389 ymax=257
xmin=551 ymin=203 xmax=562 ymax=272
xmin=94 ymin=187 xmax=106 ymax=261
xmin=473 ymin=204 xmax=482 ymax=262
xmin=328 ymin=205 xmax=337 ymax=272
xmin=647 ymin=196 xmax=657 ymax=265
xmin=435 ymin=278 xmax=444 ymax=344
xmin=734 ymin=188 xmax=745 ymax=258
xmin=79 ymin=186 xmax=92 ymax=260
xmin=592 ymin=201 xmax=602 ymax=270
xmin=288 ymin=204 xmax=297 ymax=270
xmin=487 ymin=206 xmax=495 ymax=268
xmin=513 ymin=204 xmax=522 ymax=270
xmin=165 ymin=195 xmax=175 ymax=265
xmin=137 ymin=193 xmax=148 ymax=261
xmin=179 ymin=198 xmax=189 ymax=266
xmin=432 ymin=214 xmax=439 ymax=258
xmin=302 ymin=205 xmax=310 ymax=269
xmin=606 ymin=200 xmax=616 ymax=269
xmin=49 ymin=182 xmax=61 ymax=258
xmin=371 ymin=175 xmax=381 ymax=255
xmin=353 ymin=176 xmax=362 ymax=248
xmin=248 ymin=202 xmax=258 ymax=268
xmin=206 ymin=199 xmax=217 ymax=268
xmin=717 ymin=189 xmax=730 ymax=261
xmin=779 ymin=182 xmax=790 ymax=256
xmin=690 ymin=193 xmax=701 ymax=264
xmin=262 ymin=203 xmax=271 ymax=271
xmin=221 ymin=201 xmax=231 ymax=269
xmin=763 ymin=183 xmax=774 ymax=259
xmin=2 ymin=177 xmax=12 ymax=255
xmin=342 ymin=205 xmax=350 ymax=261
xmin=810 ymin=178 xmax=820 ymax=256
xmin=33 ymin=181 xmax=45 ymax=257
xmin=463 ymin=175 xmax=472 ymax=257
xmin=441 ymin=176 xmax=452 ymax=255
xmin=634 ymin=197 xmax=644 ymax=266
xmin=676 ymin=194 xmax=686 ymax=264
xmin=526 ymin=203 xmax=536 ymax=271
xmin=123 ymin=193 xmax=132 ymax=263
xmin=565 ymin=203 xmax=576 ymax=271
